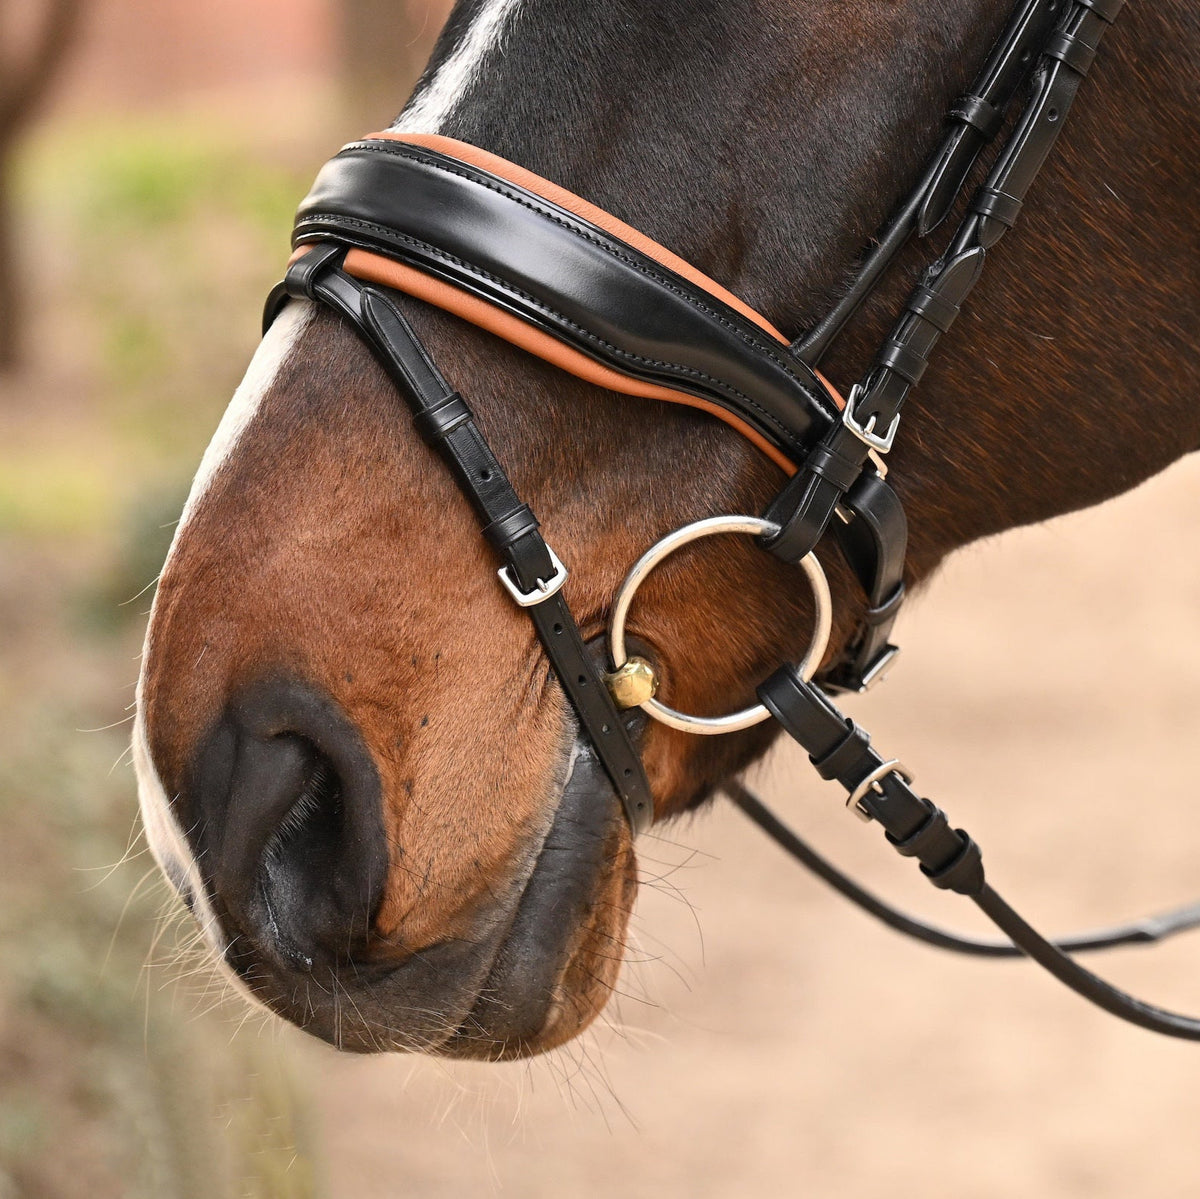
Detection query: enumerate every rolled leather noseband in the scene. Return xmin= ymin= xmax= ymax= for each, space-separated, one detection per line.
xmin=292 ymin=133 xmax=842 ymax=472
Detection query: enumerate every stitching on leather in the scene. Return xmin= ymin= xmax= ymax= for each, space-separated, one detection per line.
xmin=314 ymin=218 xmax=798 ymax=443
xmin=341 ymin=140 xmax=835 ymax=418
xmin=356 ymin=141 xmax=811 ymax=384
xmin=300 ymin=216 xmax=803 ymax=447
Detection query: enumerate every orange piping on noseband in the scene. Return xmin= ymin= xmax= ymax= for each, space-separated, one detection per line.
xmin=297 ymin=133 xmax=847 ymax=476
xmin=343 ymin=251 xmax=801 ymax=476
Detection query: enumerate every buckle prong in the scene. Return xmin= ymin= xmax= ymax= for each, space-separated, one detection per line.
xmin=498 ymin=546 xmax=569 ymax=607
xmin=844 ymin=384 xmax=900 ymax=454
xmin=846 ymin=759 xmax=913 ymax=822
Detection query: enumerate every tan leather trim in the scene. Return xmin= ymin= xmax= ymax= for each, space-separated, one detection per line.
xmin=370 ymin=131 xmax=791 ymax=345
xmin=343 ymin=249 xmax=800 ymax=476
xmin=297 ymin=136 xmax=849 ymax=473
xmin=370 ymin=134 xmax=845 ymax=412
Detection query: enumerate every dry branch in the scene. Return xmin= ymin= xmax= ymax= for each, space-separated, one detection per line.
xmin=0 ymin=0 xmax=85 ymax=371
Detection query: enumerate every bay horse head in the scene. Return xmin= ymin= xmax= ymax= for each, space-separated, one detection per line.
xmin=134 ymin=0 xmax=1199 ymax=1057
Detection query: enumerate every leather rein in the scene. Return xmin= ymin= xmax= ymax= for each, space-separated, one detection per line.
xmin=265 ymin=0 xmax=1200 ymax=1041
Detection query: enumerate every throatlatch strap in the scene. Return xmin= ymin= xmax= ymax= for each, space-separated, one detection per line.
xmin=265 ymin=245 xmax=653 ymax=834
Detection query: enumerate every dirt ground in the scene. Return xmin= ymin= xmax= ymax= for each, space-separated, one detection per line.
xmin=289 ymin=455 xmax=1200 ymax=1198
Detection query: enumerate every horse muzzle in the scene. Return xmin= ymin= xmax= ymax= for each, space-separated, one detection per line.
xmin=136 ymin=676 xmax=633 ymax=1057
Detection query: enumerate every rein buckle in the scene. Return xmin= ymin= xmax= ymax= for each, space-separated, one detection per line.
xmin=846 ymin=760 xmax=913 ymax=822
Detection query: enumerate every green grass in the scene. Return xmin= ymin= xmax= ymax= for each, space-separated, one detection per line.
xmin=17 ymin=115 xmax=311 ymax=461
xmin=0 ymin=449 xmax=122 ymax=536
xmin=20 ymin=116 xmax=303 ymax=236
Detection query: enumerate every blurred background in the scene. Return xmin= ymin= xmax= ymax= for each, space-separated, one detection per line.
xmin=1 ymin=2 xmax=1198 ymax=1196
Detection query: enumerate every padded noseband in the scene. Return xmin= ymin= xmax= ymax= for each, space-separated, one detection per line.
xmin=292 ymin=133 xmax=842 ymax=473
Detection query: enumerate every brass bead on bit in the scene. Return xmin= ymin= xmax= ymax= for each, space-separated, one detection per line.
xmin=604 ymin=657 xmax=659 ymax=709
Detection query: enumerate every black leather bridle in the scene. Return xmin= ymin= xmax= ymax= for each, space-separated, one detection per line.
xmin=265 ymin=0 xmax=1200 ymax=1041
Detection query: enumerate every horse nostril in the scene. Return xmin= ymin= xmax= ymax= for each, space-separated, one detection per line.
xmin=261 ymin=745 xmax=343 ymax=875
xmin=186 ymin=678 xmax=387 ymax=975
xmin=252 ymin=736 xmax=347 ymax=971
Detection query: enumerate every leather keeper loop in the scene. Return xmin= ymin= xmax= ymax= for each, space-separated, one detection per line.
xmin=973 ymin=187 xmax=1023 ymax=228
xmin=806 ymin=442 xmax=865 ymax=492
xmin=480 ymin=505 xmax=540 ymax=554
xmin=906 ymin=284 xmax=961 ymax=334
xmin=1075 ymin=0 xmax=1123 ymax=21
xmin=285 ymin=243 xmax=341 ymax=300
xmin=949 ymin=93 xmax=1003 ymax=140
xmin=882 ymin=798 xmax=985 ymax=896
xmin=921 ymin=834 xmax=986 ymax=896
xmin=412 ymin=393 xmax=472 ymax=444
xmin=878 ymin=340 xmax=929 ymax=387
xmin=865 ymin=581 xmax=906 ymax=627
xmin=1046 ymin=29 xmax=1098 ymax=75
xmin=888 ymin=803 xmax=948 ymax=861
xmin=812 ymin=723 xmax=873 ymax=784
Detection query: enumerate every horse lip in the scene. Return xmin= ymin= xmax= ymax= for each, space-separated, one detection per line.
xmin=441 ymin=734 xmax=625 ymax=1054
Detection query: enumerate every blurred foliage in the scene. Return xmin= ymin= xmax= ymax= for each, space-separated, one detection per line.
xmin=56 ymin=129 xmax=299 ymax=234
xmin=0 ymin=449 xmax=118 ymax=537
xmin=0 ymin=107 xmax=325 ymax=1198
xmin=19 ymin=115 xmax=305 ymax=454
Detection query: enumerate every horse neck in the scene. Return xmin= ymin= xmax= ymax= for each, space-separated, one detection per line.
xmin=397 ymin=0 xmax=1008 ymax=338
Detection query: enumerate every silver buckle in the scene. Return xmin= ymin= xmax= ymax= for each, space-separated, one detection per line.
xmin=856 ymin=645 xmax=901 ymax=693
xmin=846 ymin=760 xmax=912 ymax=822
xmin=497 ymin=546 xmax=569 ymax=607
xmin=843 ymin=384 xmax=900 ymax=454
